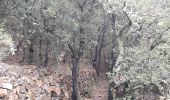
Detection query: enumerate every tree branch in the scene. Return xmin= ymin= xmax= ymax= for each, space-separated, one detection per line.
xmin=77 ymin=0 xmax=87 ymax=12
xmin=68 ymin=43 xmax=75 ymax=58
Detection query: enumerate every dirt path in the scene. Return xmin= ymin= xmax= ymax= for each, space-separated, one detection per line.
xmin=91 ymin=74 xmax=109 ymax=100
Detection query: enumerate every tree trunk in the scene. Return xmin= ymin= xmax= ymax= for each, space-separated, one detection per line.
xmin=110 ymin=35 xmax=117 ymax=70
xmin=110 ymin=14 xmax=116 ymax=70
xmin=68 ymin=43 xmax=82 ymax=100
xmin=20 ymin=47 xmax=25 ymax=64
xmin=28 ymin=36 xmax=36 ymax=64
xmin=44 ymin=38 xmax=50 ymax=67
xmin=108 ymin=84 xmax=113 ymax=100
xmin=28 ymin=43 xmax=34 ymax=64
xmin=39 ymin=36 xmax=42 ymax=66
xmin=71 ymin=57 xmax=80 ymax=100
xmin=93 ymin=32 xmax=104 ymax=77
xmin=16 ymin=41 xmax=21 ymax=57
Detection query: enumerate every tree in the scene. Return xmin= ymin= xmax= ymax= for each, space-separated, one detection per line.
xmin=0 ymin=0 xmax=16 ymax=60
xmin=93 ymin=16 xmax=107 ymax=76
xmin=67 ymin=0 xmax=104 ymax=99
xmin=101 ymin=0 xmax=170 ymax=99
xmin=7 ymin=0 xmax=75 ymax=66
xmin=8 ymin=0 xmax=105 ymax=99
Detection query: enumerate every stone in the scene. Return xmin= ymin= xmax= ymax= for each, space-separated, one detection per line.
xmin=19 ymin=86 xmax=26 ymax=94
xmin=0 ymin=77 xmax=10 ymax=83
xmin=61 ymin=87 xmax=69 ymax=99
xmin=8 ymin=93 xmax=15 ymax=100
xmin=1 ymin=83 xmax=13 ymax=90
xmin=36 ymin=80 xmax=43 ymax=88
xmin=55 ymin=87 xmax=61 ymax=96
xmin=48 ymin=75 xmax=54 ymax=85
xmin=21 ymin=76 xmax=30 ymax=83
xmin=40 ymin=95 xmax=51 ymax=100
xmin=16 ymin=79 xmax=23 ymax=86
xmin=19 ymin=94 xmax=28 ymax=100
xmin=14 ymin=86 xmax=20 ymax=94
xmin=42 ymin=84 xmax=49 ymax=93
xmin=46 ymin=86 xmax=61 ymax=97
xmin=51 ymin=97 xmax=59 ymax=100
xmin=0 ymin=89 xmax=7 ymax=99
xmin=64 ymin=90 xmax=69 ymax=99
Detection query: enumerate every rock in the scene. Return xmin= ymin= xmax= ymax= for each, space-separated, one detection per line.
xmin=56 ymin=83 xmax=60 ymax=87
xmin=51 ymin=97 xmax=59 ymax=100
xmin=42 ymin=84 xmax=49 ymax=93
xmin=14 ymin=86 xmax=20 ymax=94
xmin=36 ymin=80 xmax=43 ymax=88
xmin=55 ymin=87 xmax=61 ymax=96
xmin=61 ymin=88 xmax=69 ymax=99
xmin=64 ymin=91 xmax=69 ymax=99
xmin=47 ymin=86 xmax=61 ymax=97
xmin=48 ymin=75 xmax=54 ymax=85
xmin=25 ymin=84 xmax=31 ymax=92
xmin=40 ymin=95 xmax=51 ymax=100
xmin=8 ymin=71 xmax=18 ymax=78
xmin=1 ymin=83 xmax=13 ymax=90
xmin=19 ymin=94 xmax=28 ymax=100
xmin=48 ymin=86 xmax=56 ymax=93
xmin=0 ymin=89 xmax=7 ymax=99
xmin=19 ymin=86 xmax=26 ymax=94
xmin=0 ymin=77 xmax=10 ymax=83
xmin=37 ymin=88 xmax=46 ymax=94
xmin=160 ymin=96 xmax=166 ymax=100
xmin=16 ymin=79 xmax=23 ymax=86
xmin=8 ymin=93 xmax=16 ymax=100
xmin=21 ymin=76 xmax=30 ymax=83
xmin=49 ymin=82 xmax=57 ymax=86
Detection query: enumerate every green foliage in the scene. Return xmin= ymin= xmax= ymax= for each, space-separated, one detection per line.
xmin=103 ymin=0 xmax=170 ymax=98
xmin=0 ymin=23 xmax=15 ymax=59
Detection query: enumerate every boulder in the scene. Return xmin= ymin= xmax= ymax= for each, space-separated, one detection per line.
xmin=0 ymin=89 xmax=7 ymax=99
xmin=1 ymin=83 xmax=13 ymax=90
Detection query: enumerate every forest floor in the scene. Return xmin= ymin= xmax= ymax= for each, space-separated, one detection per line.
xmin=0 ymin=57 xmax=110 ymax=100
xmin=91 ymin=74 xmax=109 ymax=100
xmin=55 ymin=63 xmax=110 ymax=100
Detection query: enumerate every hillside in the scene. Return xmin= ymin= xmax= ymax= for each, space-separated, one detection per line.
xmin=1 ymin=0 xmax=170 ymax=100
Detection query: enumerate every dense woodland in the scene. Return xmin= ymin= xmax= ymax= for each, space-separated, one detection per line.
xmin=0 ymin=0 xmax=170 ymax=100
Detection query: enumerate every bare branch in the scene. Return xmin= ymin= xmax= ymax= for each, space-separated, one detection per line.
xmin=77 ymin=0 xmax=87 ymax=12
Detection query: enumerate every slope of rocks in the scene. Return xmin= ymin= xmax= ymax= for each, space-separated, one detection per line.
xmin=0 ymin=62 xmax=97 ymax=100
xmin=0 ymin=63 xmax=69 ymax=100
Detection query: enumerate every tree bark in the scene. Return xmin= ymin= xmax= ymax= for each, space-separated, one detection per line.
xmin=44 ymin=38 xmax=50 ymax=67
xmin=28 ymin=35 xmax=37 ymax=64
xmin=68 ymin=43 xmax=82 ymax=100
xmin=71 ymin=57 xmax=80 ymax=100
xmin=39 ymin=36 xmax=42 ymax=66
xmin=20 ymin=47 xmax=25 ymax=64
xmin=110 ymin=14 xmax=116 ymax=70
xmin=93 ymin=29 xmax=105 ymax=77
xmin=28 ymin=42 xmax=34 ymax=64
xmin=108 ymin=84 xmax=113 ymax=100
